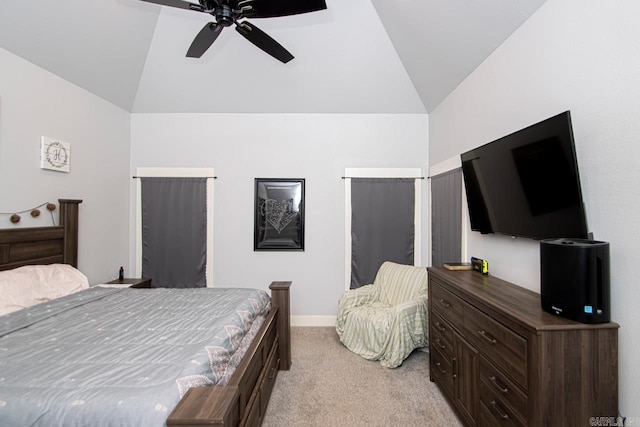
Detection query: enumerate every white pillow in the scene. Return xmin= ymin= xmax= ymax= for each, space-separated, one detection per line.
xmin=0 ymin=264 xmax=89 ymax=316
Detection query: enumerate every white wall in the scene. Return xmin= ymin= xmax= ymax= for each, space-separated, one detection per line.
xmin=429 ymin=0 xmax=640 ymax=416
xmin=130 ymin=113 xmax=429 ymax=318
xmin=0 ymin=47 xmax=131 ymax=284
xmin=132 ymin=0 xmax=426 ymax=114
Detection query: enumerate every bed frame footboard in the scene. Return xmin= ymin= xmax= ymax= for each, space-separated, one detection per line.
xmin=167 ymin=281 xmax=291 ymax=427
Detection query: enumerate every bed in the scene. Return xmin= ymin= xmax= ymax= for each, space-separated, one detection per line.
xmin=0 ymin=199 xmax=291 ymax=427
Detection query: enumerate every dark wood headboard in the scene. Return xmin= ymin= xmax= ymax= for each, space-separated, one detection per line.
xmin=0 ymin=199 xmax=82 ymax=271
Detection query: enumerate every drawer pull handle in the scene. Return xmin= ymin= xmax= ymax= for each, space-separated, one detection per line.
xmin=489 ymin=376 xmax=509 ymax=394
xmin=434 ymin=361 xmax=446 ymax=375
xmin=268 ymin=367 xmax=277 ymax=379
xmin=435 ymin=322 xmax=446 ymax=332
xmin=435 ymin=338 xmax=446 ymax=349
xmin=452 ymin=357 xmax=458 ymax=379
xmin=478 ymin=330 xmax=497 ymax=345
xmin=439 ymin=298 xmax=451 ymax=308
xmin=490 ymin=400 xmax=509 ymax=420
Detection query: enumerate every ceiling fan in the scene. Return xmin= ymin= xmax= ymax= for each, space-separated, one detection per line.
xmin=139 ymin=0 xmax=328 ymax=63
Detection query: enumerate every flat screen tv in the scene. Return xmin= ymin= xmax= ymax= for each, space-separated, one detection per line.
xmin=460 ymin=111 xmax=589 ymax=240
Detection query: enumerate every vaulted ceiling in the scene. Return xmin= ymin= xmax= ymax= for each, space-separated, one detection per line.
xmin=0 ymin=0 xmax=546 ymax=113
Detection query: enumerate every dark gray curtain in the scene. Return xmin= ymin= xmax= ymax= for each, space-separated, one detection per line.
xmin=350 ymin=178 xmax=415 ymax=289
xmin=141 ymin=177 xmax=207 ymax=288
xmin=431 ymin=169 xmax=462 ymax=267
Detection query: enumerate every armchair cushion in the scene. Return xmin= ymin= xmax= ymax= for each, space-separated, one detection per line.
xmin=336 ymin=261 xmax=428 ymax=368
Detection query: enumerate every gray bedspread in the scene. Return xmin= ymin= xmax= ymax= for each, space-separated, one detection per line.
xmin=0 ymin=286 xmax=271 ymax=427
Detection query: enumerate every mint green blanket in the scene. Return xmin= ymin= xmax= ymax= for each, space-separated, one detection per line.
xmin=336 ymin=262 xmax=428 ymax=368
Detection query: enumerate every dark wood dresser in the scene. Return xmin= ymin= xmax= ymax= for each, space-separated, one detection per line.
xmin=427 ymin=267 xmax=618 ymax=427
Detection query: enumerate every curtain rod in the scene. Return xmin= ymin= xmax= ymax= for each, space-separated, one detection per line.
xmin=132 ymin=176 xmax=217 ymax=179
xmin=341 ymin=176 xmax=424 ymax=179
xmin=428 ymin=167 xmax=462 ymax=180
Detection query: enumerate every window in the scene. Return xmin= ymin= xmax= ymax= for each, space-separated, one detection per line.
xmin=430 ymin=168 xmax=463 ymax=267
xmin=135 ymin=167 xmax=214 ymax=287
xmin=344 ymin=168 xmax=422 ymax=290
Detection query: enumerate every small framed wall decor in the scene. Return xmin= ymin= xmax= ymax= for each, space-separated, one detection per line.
xmin=254 ymin=178 xmax=305 ymax=251
xmin=40 ymin=136 xmax=70 ymax=173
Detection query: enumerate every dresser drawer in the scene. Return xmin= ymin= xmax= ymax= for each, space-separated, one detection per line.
xmin=479 ymin=356 xmax=527 ymax=426
xmin=463 ymin=304 xmax=528 ymax=389
xmin=479 ymin=398 xmax=525 ymax=427
xmin=430 ymin=279 xmax=465 ymax=332
xmin=430 ymin=310 xmax=454 ymax=357
xmin=431 ymin=347 xmax=454 ymax=399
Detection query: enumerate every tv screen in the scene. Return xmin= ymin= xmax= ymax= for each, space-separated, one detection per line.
xmin=460 ymin=111 xmax=588 ymax=240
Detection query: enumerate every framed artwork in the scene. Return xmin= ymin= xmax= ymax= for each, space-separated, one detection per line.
xmin=40 ymin=136 xmax=70 ymax=173
xmin=254 ymin=178 xmax=305 ymax=251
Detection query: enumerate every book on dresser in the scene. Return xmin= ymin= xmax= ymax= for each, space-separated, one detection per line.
xmin=427 ymin=267 xmax=618 ymax=427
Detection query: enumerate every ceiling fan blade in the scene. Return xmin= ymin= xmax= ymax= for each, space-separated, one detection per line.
xmin=235 ymin=21 xmax=294 ymax=63
xmin=187 ymin=23 xmax=224 ymax=58
xmin=138 ymin=0 xmax=205 ymax=12
xmin=238 ymin=0 xmax=327 ymax=18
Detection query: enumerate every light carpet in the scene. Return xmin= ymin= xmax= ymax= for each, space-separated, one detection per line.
xmin=262 ymin=327 xmax=463 ymax=426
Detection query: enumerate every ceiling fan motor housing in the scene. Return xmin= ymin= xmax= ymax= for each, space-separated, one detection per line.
xmin=215 ymin=4 xmax=235 ymax=27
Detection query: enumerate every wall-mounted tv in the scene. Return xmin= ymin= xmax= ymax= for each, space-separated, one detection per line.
xmin=460 ymin=111 xmax=589 ymax=240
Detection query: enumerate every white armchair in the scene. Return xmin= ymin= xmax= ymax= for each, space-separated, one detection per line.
xmin=336 ymin=261 xmax=429 ymax=368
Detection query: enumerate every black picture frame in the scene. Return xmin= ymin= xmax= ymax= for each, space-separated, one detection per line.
xmin=254 ymin=178 xmax=305 ymax=251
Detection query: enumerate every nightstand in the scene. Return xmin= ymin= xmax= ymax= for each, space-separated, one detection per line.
xmin=105 ymin=278 xmax=152 ymax=288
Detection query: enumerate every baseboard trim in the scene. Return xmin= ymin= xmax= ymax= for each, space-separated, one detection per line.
xmin=291 ymin=315 xmax=336 ymax=327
